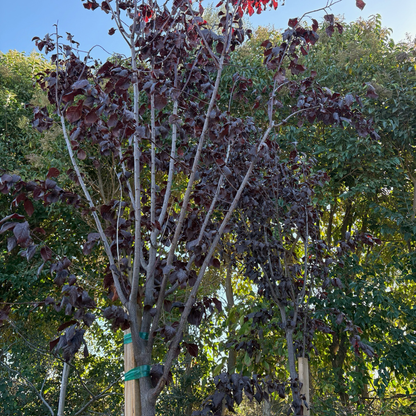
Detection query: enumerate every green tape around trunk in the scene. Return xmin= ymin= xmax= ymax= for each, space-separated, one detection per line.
xmin=123 ymin=332 xmax=149 ymax=344
xmin=139 ymin=331 xmax=149 ymax=340
xmin=125 ymin=365 xmax=150 ymax=381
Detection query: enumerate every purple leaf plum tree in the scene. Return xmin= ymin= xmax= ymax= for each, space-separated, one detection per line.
xmin=0 ymin=0 xmax=378 ymax=415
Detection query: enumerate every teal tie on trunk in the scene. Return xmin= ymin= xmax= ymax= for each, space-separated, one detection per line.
xmin=123 ymin=332 xmax=149 ymax=344
xmin=125 ymin=365 xmax=151 ymax=381
xmin=123 ymin=332 xmax=151 ymax=380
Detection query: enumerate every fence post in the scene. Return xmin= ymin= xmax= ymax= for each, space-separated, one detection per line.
xmin=298 ymin=357 xmax=310 ymax=415
xmin=124 ymin=329 xmax=141 ymax=416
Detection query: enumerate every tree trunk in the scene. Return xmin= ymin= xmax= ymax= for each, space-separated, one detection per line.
xmin=286 ymin=330 xmax=303 ymax=415
xmin=355 ymin=357 xmax=369 ymax=406
xmin=185 ymin=352 xmax=193 ymax=416
xmin=57 ymin=362 xmax=70 ymax=416
xmin=140 ymin=386 xmax=156 ymax=416
xmin=327 ymin=200 xmax=336 ymax=247
xmin=262 ymin=398 xmax=272 ymax=416
xmin=298 ymin=357 xmax=310 ymax=416
xmin=412 ymin=176 xmax=416 ymax=221
xmin=330 ymin=330 xmax=349 ymax=406
xmin=225 ymin=258 xmax=236 ymax=374
xmin=340 ymin=199 xmax=353 ymax=241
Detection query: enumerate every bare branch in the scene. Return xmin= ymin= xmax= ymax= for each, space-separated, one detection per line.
xmin=71 ymin=375 xmax=123 ymax=416
xmin=1 ymin=361 xmax=55 ymax=416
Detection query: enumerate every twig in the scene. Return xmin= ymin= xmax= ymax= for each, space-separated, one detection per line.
xmin=71 ymin=375 xmax=123 ymax=416
xmin=1 ymin=361 xmax=55 ymax=416
xmin=54 ymin=25 xmax=128 ymax=306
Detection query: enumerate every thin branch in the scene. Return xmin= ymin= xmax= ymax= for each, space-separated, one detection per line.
xmin=301 ymin=207 xmax=309 ymax=357
xmin=148 ymin=252 xmax=195 ymax=347
xmin=263 ymin=227 xmax=287 ymax=324
xmin=71 ymin=375 xmax=123 ymax=416
xmin=57 ymin=362 xmax=70 ymax=416
xmin=158 ymin=60 xmax=179 ymax=228
xmin=298 ymin=0 xmax=342 ymax=24
xmin=1 ymin=361 xmax=55 ymax=416
xmin=54 ymin=26 xmax=128 ymax=306
xmin=197 ymin=141 xmax=232 ymax=245
xmin=118 ymin=147 xmax=136 ymax=219
xmin=165 ymin=53 xmax=226 ymax=262
xmin=185 ymin=0 xmax=220 ymax=67
xmin=66 ymin=361 xmax=95 ymax=398
xmin=115 ymin=172 xmax=124 ymax=263
xmin=141 ymin=92 xmax=158 ymax=340
xmin=7 ymin=319 xmax=49 ymax=357
xmin=97 ymin=165 xmax=107 ymax=204
xmin=150 ymin=93 xmax=157 ymax=231
xmin=153 ymin=116 xmax=276 ymax=396
xmin=128 ymin=1 xmax=146 ymax=357
xmin=58 ymin=115 xmax=128 ymax=305
xmin=107 ymin=1 xmax=132 ymax=47
xmin=297 ymin=209 xmax=309 ymax=308
xmin=148 ymin=52 xmax=228 ymax=345
xmin=181 ymin=49 xmax=202 ymax=94
xmin=129 ymin=41 xmax=143 ymax=308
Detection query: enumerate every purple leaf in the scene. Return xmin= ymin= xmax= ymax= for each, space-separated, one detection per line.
xmin=212 ymin=298 xmax=222 ymax=313
xmin=366 ymin=82 xmax=378 ymax=99
xmin=37 ymin=262 xmax=45 ymax=276
xmin=13 ymin=222 xmax=30 ymax=245
xmin=0 ymin=213 xmax=25 ymax=224
xmin=45 ymin=179 xmax=57 ymax=190
xmin=57 ymin=320 xmax=77 ymax=332
xmin=47 ymin=168 xmax=60 ymax=178
xmin=50 ymin=337 xmax=60 ymax=351
xmin=212 ymin=258 xmax=221 ymax=268
xmin=26 ymin=244 xmax=38 ymax=261
xmin=356 ymin=0 xmax=366 ymax=10
xmin=185 ymin=342 xmax=199 ymax=357
xmin=324 ymin=14 xmax=335 ymax=25
xmin=0 ymin=222 xmax=17 ymax=234
xmin=288 ymin=18 xmax=298 ymax=28
xmin=72 ymin=80 xmax=89 ymax=90
xmin=66 ymin=100 xmax=84 ymax=123
xmin=24 ymin=199 xmax=34 ymax=217
xmin=41 ymin=246 xmax=53 ymax=262
xmin=154 ymin=95 xmax=168 ymax=110
xmin=7 ymin=236 xmax=17 ymax=252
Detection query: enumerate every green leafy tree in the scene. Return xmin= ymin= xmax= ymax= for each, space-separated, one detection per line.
xmin=0 ymin=51 xmax=126 ymax=416
xmin=214 ymin=15 xmax=416 ymax=415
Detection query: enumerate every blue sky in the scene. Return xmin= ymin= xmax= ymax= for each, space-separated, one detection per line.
xmin=1 ymin=0 xmax=415 ymax=61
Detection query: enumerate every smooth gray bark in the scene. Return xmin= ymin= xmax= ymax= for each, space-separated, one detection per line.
xmin=57 ymin=362 xmax=70 ymax=416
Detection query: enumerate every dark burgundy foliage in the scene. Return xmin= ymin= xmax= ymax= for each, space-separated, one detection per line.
xmin=53 ymin=324 xmax=86 ymax=361
xmin=0 ymin=304 xmax=11 ymax=324
xmin=103 ymin=305 xmax=130 ymax=331
xmin=183 ymin=342 xmax=199 ymax=357
xmin=210 ymin=146 xmax=379 ymax=414
xmin=194 ymin=373 xmax=286 ymax=415
xmin=150 ymin=364 xmax=173 ymax=388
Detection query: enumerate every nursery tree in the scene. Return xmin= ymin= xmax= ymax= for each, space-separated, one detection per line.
xmin=0 ymin=0 xmax=376 ymax=415
xmin=286 ymin=17 xmax=416 ymax=407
